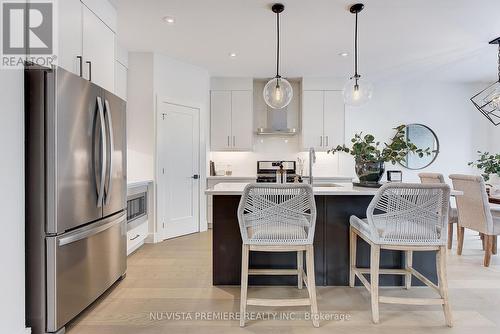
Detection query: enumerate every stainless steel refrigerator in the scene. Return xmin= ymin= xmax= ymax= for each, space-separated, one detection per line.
xmin=25 ymin=65 xmax=127 ymax=334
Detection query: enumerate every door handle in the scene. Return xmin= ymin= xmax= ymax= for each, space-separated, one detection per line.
xmin=104 ymin=99 xmax=114 ymax=205
xmin=58 ymin=214 xmax=126 ymax=246
xmin=192 ymin=174 xmax=200 ymax=180
xmin=325 ymin=136 xmax=329 ymax=147
xmin=233 ymin=136 xmax=235 ymax=147
xmin=76 ymin=56 xmax=83 ymax=77
xmin=96 ymin=97 xmax=107 ymax=208
xmin=86 ymin=61 xmax=92 ymax=81
xmin=227 ymin=136 xmax=230 ymax=147
xmin=320 ymin=136 xmax=323 ymax=147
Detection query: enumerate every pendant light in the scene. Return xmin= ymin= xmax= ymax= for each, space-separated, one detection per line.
xmin=263 ymin=3 xmax=293 ymax=109
xmin=471 ymin=37 xmax=500 ymax=126
xmin=343 ymin=3 xmax=373 ymax=107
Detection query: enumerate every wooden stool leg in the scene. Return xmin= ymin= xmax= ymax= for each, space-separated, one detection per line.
xmin=306 ymin=245 xmax=319 ymax=328
xmin=481 ymin=233 xmax=485 ymax=251
xmin=437 ymin=246 xmax=453 ymax=327
xmin=484 ymin=235 xmax=493 ymax=267
xmin=297 ymin=250 xmax=303 ymax=289
xmin=447 ymin=222 xmax=453 ymax=250
xmin=405 ymin=250 xmax=413 ymax=290
xmin=457 ymin=226 xmax=465 ymax=256
xmin=493 ymin=236 xmax=497 ymax=255
xmin=370 ymin=245 xmax=380 ymax=324
xmin=349 ymin=227 xmax=357 ymax=287
xmin=239 ymin=244 xmax=249 ymax=327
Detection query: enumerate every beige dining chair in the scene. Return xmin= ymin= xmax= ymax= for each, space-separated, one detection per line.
xmin=449 ymin=174 xmax=500 ymax=266
xmin=237 ymin=183 xmax=319 ymax=327
xmin=418 ymin=173 xmax=458 ymax=249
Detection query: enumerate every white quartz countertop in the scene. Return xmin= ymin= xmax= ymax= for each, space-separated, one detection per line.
xmin=207 ymin=175 xmax=353 ymax=181
xmin=205 ymin=182 xmax=464 ymax=196
xmin=207 ymin=175 xmax=257 ymax=180
xmin=127 ymin=180 xmax=153 ymax=188
xmin=206 ymin=182 xmax=380 ymax=196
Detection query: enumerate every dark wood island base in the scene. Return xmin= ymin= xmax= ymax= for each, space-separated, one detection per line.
xmin=212 ymin=195 xmax=437 ymax=286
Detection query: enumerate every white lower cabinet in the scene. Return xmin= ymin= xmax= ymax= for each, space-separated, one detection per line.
xmin=127 ymin=222 xmax=148 ymax=256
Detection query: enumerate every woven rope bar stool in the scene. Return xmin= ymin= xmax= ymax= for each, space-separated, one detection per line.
xmin=237 ymin=183 xmax=319 ymax=327
xmin=349 ymin=183 xmax=452 ymax=326
xmin=418 ymin=173 xmax=459 ymax=250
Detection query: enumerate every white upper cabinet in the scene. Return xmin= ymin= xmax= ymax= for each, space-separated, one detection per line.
xmin=114 ymin=61 xmax=127 ymax=101
xmin=302 ymin=90 xmax=325 ymax=150
xmin=57 ymin=0 xmax=83 ymax=76
xmin=230 ymin=91 xmax=253 ymax=150
xmin=80 ymin=0 xmax=118 ymax=32
xmin=210 ymin=91 xmax=232 ymax=150
xmin=56 ymin=0 xmax=117 ymax=94
xmin=210 ymin=90 xmax=253 ymax=151
xmin=323 ymin=91 xmax=345 ymax=149
xmin=302 ymin=90 xmax=345 ymax=151
xmin=114 ymin=42 xmax=128 ymax=100
xmin=82 ymin=5 xmax=115 ymax=93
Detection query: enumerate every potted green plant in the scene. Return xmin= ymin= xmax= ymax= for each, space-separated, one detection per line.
xmin=468 ymin=151 xmax=500 ymax=183
xmin=328 ymin=125 xmax=431 ymax=187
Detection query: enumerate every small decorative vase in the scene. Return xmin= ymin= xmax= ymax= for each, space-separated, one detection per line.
xmin=354 ymin=158 xmax=385 ymax=187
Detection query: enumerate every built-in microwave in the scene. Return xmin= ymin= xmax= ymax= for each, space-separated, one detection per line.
xmin=127 ymin=184 xmax=148 ymax=231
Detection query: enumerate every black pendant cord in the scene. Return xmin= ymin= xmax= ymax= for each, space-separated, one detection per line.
xmin=354 ymin=11 xmax=359 ymax=78
xmin=276 ymin=10 xmax=280 ymax=79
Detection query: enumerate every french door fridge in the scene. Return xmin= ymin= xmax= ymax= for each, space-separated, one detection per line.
xmin=25 ymin=65 xmax=127 ymax=334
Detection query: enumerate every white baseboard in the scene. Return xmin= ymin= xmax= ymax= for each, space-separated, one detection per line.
xmin=145 ymin=232 xmax=163 ymax=243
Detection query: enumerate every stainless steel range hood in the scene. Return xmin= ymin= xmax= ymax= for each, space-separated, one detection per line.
xmin=256 ymin=109 xmax=297 ymax=135
xmin=254 ymin=79 xmax=299 ymax=136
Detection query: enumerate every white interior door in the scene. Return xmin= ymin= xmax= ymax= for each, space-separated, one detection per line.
xmin=158 ymin=102 xmax=200 ymax=239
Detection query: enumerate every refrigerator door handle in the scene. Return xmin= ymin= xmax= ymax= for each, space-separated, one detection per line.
xmin=57 ymin=213 xmax=126 ymax=246
xmin=96 ymin=97 xmax=107 ymax=208
xmin=104 ymin=99 xmax=114 ymax=205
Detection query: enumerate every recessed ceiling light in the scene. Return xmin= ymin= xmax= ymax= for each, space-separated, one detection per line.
xmin=229 ymin=52 xmax=237 ymax=58
xmin=339 ymin=52 xmax=349 ymax=57
xmin=162 ymin=16 xmax=175 ymax=24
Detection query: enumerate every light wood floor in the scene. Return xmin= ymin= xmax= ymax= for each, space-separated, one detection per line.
xmin=67 ymin=229 xmax=500 ymax=334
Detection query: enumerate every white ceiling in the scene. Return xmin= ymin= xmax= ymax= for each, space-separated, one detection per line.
xmin=112 ymin=0 xmax=500 ymax=83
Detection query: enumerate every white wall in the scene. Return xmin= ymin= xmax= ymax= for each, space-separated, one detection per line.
xmin=154 ymin=53 xmax=210 ymax=231
xmin=341 ymin=81 xmax=492 ymax=182
xmin=127 ymin=53 xmax=155 ymax=182
xmin=127 ymin=52 xmax=210 ymax=230
xmin=0 ymin=69 xmax=26 ymax=334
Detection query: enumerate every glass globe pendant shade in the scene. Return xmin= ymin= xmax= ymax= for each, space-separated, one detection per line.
xmin=342 ymin=76 xmax=374 ymax=107
xmin=263 ymin=77 xmax=293 ymax=109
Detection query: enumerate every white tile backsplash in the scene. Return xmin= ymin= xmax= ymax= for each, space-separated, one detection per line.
xmin=209 ymin=135 xmax=346 ymax=177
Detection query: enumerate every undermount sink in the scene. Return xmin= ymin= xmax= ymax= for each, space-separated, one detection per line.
xmin=312 ymin=183 xmax=343 ymax=188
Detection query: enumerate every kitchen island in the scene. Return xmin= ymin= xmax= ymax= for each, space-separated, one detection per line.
xmin=206 ymin=183 xmax=449 ymax=287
